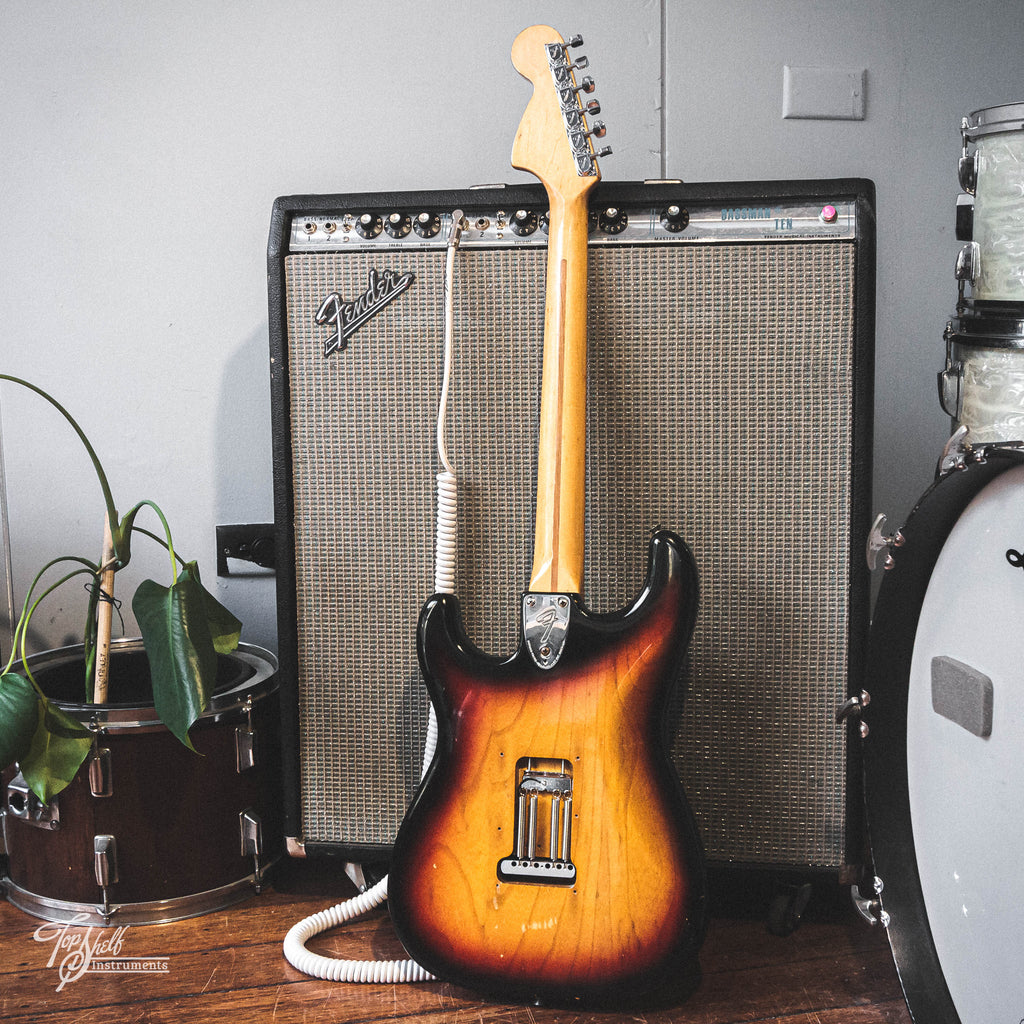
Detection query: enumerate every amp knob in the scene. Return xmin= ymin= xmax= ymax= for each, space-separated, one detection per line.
xmin=413 ymin=212 xmax=441 ymax=238
xmin=384 ymin=212 xmax=412 ymax=239
xmin=355 ymin=213 xmax=383 ymax=239
xmin=597 ymin=206 xmax=628 ymax=234
xmin=659 ymin=204 xmax=689 ymax=233
xmin=510 ymin=209 xmax=539 ymax=236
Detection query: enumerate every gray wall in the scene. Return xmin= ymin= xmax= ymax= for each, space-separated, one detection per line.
xmin=2 ymin=0 xmax=1022 ymax=658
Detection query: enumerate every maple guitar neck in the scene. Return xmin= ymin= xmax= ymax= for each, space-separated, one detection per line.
xmin=528 ymin=196 xmax=590 ymax=594
xmin=510 ymin=25 xmax=600 ymax=595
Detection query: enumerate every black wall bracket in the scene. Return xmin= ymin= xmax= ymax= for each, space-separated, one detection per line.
xmin=216 ymin=524 xmax=276 ymax=576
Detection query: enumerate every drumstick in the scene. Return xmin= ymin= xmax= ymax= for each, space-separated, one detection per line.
xmin=93 ymin=511 xmax=117 ymax=704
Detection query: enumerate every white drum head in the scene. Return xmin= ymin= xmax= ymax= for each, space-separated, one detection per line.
xmin=865 ymin=447 xmax=1024 ymax=1024
xmin=909 ymin=464 xmax=1024 ymax=1023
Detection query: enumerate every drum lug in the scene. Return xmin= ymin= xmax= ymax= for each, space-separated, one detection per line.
xmin=6 ymin=772 xmax=61 ymax=831
xmin=955 ymin=241 xmax=979 ymax=283
xmin=851 ymin=875 xmax=890 ymax=928
xmin=866 ymin=513 xmax=904 ymax=572
xmin=937 ymin=360 xmax=963 ymax=420
xmin=958 ymin=117 xmax=978 ymax=194
xmin=89 ymin=746 xmax=114 ymax=797
xmin=937 ymin=320 xmax=964 ymax=420
xmin=235 ymin=726 xmax=258 ymax=772
xmin=835 ymin=689 xmax=871 ymax=738
xmin=239 ymin=808 xmax=265 ymax=892
xmin=94 ymin=834 xmax=118 ymax=886
xmin=235 ymin=696 xmax=258 ymax=773
xmin=94 ymin=834 xmax=119 ymax=925
xmin=955 ymin=241 xmax=980 ymax=307
xmin=958 ymin=147 xmax=978 ymax=196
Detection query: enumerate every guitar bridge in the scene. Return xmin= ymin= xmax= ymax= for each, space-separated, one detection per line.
xmin=498 ymin=757 xmax=576 ymax=886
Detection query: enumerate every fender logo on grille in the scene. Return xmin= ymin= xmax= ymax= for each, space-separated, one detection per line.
xmin=315 ymin=269 xmax=415 ymax=357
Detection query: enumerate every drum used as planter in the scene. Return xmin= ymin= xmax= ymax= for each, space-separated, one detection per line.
xmin=1 ymin=639 xmax=281 ymax=926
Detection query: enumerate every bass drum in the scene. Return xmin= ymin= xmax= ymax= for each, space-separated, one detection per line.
xmin=864 ymin=444 xmax=1024 ymax=1023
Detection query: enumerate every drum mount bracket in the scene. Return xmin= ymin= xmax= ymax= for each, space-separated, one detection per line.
xmin=851 ymin=875 xmax=890 ymax=928
xmin=835 ymin=689 xmax=871 ymax=738
xmin=938 ymin=427 xmax=1024 ymax=476
xmin=938 ymin=424 xmax=972 ymax=475
xmin=5 ymin=772 xmax=60 ymax=831
xmin=866 ymin=428 xmax=1024 ymax=575
xmin=866 ymin=514 xmax=904 ymax=572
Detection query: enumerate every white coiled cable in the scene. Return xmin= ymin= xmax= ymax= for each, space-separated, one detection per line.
xmin=434 ymin=470 xmax=458 ymax=594
xmin=282 ymin=211 xmax=464 ymax=985
xmin=282 ymin=876 xmax=435 ymax=982
xmin=433 ymin=210 xmax=463 ymax=594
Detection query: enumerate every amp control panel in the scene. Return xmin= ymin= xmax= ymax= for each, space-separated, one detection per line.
xmin=286 ymin=187 xmax=858 ymax=252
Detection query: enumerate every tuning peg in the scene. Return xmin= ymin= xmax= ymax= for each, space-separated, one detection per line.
xmin=595 ymin=145 xmax=613 ymax=158
xmin=564 ymin=33 xmax=584 ymax=48
xmin=572 ymin=55 xmax=590 ymax=71
xmin=584 ymin=99 xmax=601 ymax=116
xmin=573 ymin=76 xmax=595 ymax=95
xmin=586 ymin=121 xmax=607 ymax=139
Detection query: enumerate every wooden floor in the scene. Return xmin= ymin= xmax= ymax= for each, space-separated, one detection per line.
xmin=0 ymin=860 xmax=912 ymax=1024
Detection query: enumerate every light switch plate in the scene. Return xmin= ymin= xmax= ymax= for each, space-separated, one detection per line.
xmin=783 ymin=65 xmax=866 ymax=121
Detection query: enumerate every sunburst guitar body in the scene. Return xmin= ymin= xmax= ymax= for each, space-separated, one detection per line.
xmin=389 ymin=533 xmax=706 ymax=1004
xmin=388 ymin=25 xmax=707 ymax=1006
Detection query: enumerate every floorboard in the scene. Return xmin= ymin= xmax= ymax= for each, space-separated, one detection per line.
xmin=0 ymin=860 xmax=912 ymax=1024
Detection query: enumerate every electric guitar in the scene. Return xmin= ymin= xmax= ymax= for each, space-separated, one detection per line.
xmin=388 ymin=24 xmax=707 ymax=1006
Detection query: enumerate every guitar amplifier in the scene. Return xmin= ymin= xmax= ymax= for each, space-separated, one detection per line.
xmin=268 ymin=178 xmax=875 ymax=880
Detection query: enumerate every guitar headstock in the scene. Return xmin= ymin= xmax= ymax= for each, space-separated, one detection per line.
xmin=510 ymin=25 xmax=610 ymax=199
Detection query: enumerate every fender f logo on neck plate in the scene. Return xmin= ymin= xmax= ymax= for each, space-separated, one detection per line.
xmin=523 ymin=594 xmax=571 ymax=670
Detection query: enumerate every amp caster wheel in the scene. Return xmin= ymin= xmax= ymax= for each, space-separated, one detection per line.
xmin=767 ymin=882 xmax=813 ymax=936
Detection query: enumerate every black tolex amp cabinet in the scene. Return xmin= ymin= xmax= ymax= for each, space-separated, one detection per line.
xmin=268 ymin=178 xmax=875 ymax=881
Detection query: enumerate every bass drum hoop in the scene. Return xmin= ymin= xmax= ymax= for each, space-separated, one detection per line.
xmin=864 ymin=444 xmax=1024 ymax=1024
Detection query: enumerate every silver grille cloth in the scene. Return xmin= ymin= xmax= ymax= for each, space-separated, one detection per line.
xmin=284 ymin=240 xmax=855 ymax=867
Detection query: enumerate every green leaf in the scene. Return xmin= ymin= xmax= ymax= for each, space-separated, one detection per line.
xmin=132 ymin=573 xmax=216 ymax=750
xmin=19 ymin=698 xmax=92 ymax=804
xmin=182 ymin=561 xmax=242 ymax=654
xmin=0 ymin=672 xmax=41 ymax=769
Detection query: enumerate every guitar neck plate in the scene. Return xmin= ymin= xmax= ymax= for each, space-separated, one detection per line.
xmin=523 ymin=593 xmax=572 ymax=670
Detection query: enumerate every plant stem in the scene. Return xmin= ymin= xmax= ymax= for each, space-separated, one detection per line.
xmin=123 ymin=500 xmax=179 ymax=583
xmin=0 ymin=375 xmax=123 ymax=564
xmin=7 ymin=559 xmax=99 ymax=695
xmin=130 ymin=526 xmax=189 ymax=569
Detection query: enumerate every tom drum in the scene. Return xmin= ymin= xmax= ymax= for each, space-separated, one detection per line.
xmin=1 ymin=640 xmax=281 ymax=926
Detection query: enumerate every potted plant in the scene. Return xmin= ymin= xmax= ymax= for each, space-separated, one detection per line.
xmin=0 ymin=374 xmax=243 ymax=802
